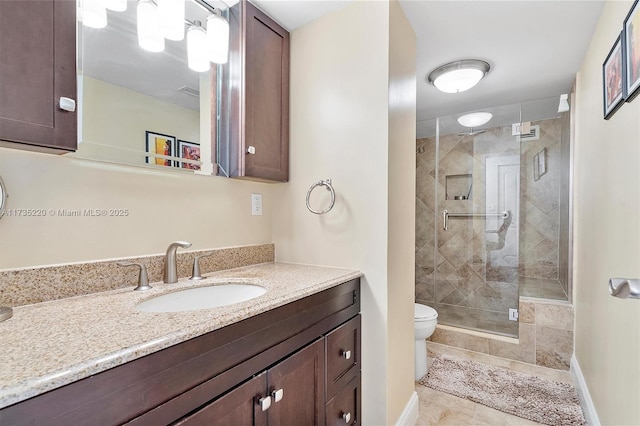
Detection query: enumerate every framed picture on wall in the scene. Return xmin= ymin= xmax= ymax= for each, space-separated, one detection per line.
xmin=624 ymin=0 xmax=640 ymax=101
xmin=602 ymin=33 xmax=625 ymax=119
xmin=145 ymin=131 xmax=176 ymax=167
xmin=178 ymin=140 xmax=201 ymax=170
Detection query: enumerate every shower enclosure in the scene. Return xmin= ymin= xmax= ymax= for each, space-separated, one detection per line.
xmin=415 ymin=97 xmax=571 ymax=338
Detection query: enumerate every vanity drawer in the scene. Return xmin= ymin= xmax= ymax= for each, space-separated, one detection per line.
xmin=325 ymin=373 xmax=360 ymax=426
xmin=325 ymin=314 xmax=360 ymax=399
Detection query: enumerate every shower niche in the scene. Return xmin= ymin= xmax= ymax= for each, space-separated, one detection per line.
xmin=445 ymin=174 xmax=472 ymax=200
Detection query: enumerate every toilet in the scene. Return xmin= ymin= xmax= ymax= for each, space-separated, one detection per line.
xmin=414 ymin=303 xmax=438 ymax=380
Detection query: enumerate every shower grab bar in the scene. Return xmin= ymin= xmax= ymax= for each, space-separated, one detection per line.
xmin=442 ymin=210 xmax=510 ymax=231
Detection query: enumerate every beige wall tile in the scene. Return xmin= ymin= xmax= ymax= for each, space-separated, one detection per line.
xmin=536 ymin=326 xmax=573 ymax=370
xmin=535 ymin=302 xmax=573 ymax=330
xmin=488 ymin=323 xmax=535 ymax=363
xmin=519 ymin=300 xmax=535 ymax=324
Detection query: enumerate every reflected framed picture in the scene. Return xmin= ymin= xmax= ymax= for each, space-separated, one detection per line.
xmin=178 ymin=140 xmax=201 ymax=170
xmin=624 ymin=0 xmax=640 ymax=101
xmin=603 ymin=33 xmax=625 ymax=119
xmin=145 ymin=131 xmax=176 ymax=167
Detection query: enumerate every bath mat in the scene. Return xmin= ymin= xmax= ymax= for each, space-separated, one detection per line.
xmin=419 ymin=354 xmax=586 ymax=425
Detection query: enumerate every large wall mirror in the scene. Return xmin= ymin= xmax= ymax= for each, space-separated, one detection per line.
xmin=72 ymin=0 xmax=236 ymax=176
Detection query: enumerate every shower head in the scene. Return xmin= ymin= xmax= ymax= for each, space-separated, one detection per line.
xmin=457 ymin=127 xmax=486 ymax=136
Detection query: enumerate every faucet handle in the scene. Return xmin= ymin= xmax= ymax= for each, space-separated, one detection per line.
xmin=190 ymin=252 xmax=215 ymax=280
xmin=117 ymin=262 xmax=152 ymax=291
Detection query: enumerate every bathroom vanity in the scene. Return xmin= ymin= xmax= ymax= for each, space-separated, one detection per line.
xmin=0 ymin=264 xmax=361 ymax=425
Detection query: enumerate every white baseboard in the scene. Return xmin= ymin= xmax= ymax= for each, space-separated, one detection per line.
xmin=571 ymin=355 xmax=600 ymax=426
xmin=395 ymin=391 xmax=419 ymax=425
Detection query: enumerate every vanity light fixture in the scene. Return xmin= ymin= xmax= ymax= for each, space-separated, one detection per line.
xmin=158 ymin=0 xmax=186 ymax=41
xmin=457 ymin=112 xmax=493 ymax=127
xmin=187 ymin=22 xmax=210 ymax=72
xmin=81 ymin=0 xmax=108 ymax=29
xmin=137 ymin=0 xmax=165 ymax=53
xmin=103 ymin=0 xmax=127 ymax=12
xmin=207 ymin=12 xmax=230 ymax=64
xmin=428 ymin=59 xmax=491 ymax=94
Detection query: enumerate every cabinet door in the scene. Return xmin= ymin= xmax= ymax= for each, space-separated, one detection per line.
xmin=174 ymin=373 xmax=268 ymax=426
xmin=267 ymin=339 xmax=325 ymax=425
xmin=0 ymin=0 xmax=76 ymax=152
xmin=244 ymin=1 xmax=289 ymax=181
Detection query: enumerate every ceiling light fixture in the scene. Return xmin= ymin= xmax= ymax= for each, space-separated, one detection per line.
xmin=428 ymin=60 xmax=490 ymax=94
xmin=457 ymin=112 xmax=493 ymax=127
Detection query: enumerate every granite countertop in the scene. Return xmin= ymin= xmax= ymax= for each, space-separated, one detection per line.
xmin=0 ymin=262 xmax=361 ymax=409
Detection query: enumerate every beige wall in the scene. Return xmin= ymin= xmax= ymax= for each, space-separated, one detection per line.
xmin=387 ymin=0 xmax=417 ymax=421
xmin=273 ymin=1 xmax=416 ymax=423
xmin=573 ymin=1 xmax=640 ymax=425
xmin=0 ymin=148 xmax=273 ymax=269
xmin=77 ymin=77 xmax=201 ymax=166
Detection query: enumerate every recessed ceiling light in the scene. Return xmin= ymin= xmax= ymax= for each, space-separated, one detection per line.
xmin=457 ymin=112 xmax=493 ymax=127
xmin=428 ymin=60 xmax=490 ymax=94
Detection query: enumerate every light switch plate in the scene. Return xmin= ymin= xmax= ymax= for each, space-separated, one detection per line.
xmin=251 ymin=193 xmax=262 ymax=216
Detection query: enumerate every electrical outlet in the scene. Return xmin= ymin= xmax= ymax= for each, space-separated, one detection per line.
xmin=251 ymin=193 xmax=262 ymax=216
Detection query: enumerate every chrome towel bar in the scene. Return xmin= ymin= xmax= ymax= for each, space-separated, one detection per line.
xmin=442 ymin=210 xmax=510 ymax=231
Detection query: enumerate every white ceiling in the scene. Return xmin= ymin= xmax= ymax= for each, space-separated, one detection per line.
xmin=83 ymin=0 xmax=605 ymax=135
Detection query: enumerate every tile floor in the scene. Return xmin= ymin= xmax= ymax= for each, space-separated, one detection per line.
xmin=415 ymin=345 xmax=576 ymax=426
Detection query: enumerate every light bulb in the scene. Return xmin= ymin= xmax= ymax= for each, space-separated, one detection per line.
xmin=82 ymin=0 xmax=108 ymax=29
xmin=187 ymin=23 xmax=210 ymax=72
xmin=104 ymin=0 xmax=127 ymax=12
xmin=137 ymin=0 xmax=165 ymax=53
xmin=158 ymin=0 xmax=185 ymax=41
xmin=207 ymin=13 xmax=229 ymax=64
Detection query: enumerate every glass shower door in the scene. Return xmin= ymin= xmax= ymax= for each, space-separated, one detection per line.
xmin=432 ymin=104 xmax=521 ymax=337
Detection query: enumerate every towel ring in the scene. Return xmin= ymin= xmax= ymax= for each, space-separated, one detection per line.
xmin=306 ymin=179 xmax=335 ymax=214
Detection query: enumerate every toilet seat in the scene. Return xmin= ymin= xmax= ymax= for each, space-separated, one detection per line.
xmin=414 ymin=303 xmax=438 ymax=321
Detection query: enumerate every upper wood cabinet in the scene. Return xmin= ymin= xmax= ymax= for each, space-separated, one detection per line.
xmin=220 ymin=0 xmax=289 ymax=182
xmin=0 ymin=0 xmax=77 ymax=153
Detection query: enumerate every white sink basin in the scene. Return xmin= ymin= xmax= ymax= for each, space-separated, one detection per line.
xmin=135 ymin=283 xmax=267 ymax=313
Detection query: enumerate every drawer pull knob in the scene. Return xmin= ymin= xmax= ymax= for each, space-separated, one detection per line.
xmin=341 ymin=350 xmax=352 ymax=360
xmin=247 ymin=145 xmax=256 ymax=154
xmin=342 ymin=411 xmax=351 ymax=423
xmin=271 ymin=388 xmax=284 ymax=402
xmin=258 ymin=395 xmax=271 ymax=411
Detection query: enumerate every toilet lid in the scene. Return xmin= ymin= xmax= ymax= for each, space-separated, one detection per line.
xmin=414 ymin=303 xmax=438 ymax=320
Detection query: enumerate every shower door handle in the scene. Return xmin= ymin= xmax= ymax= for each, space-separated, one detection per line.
xmin=609 ymin=278 xmax=640 ymax=299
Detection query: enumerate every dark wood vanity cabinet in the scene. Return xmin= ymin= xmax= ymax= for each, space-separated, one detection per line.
xmin=0 ymin=0 xmax=77 ymax=153
xmin=0 ymin=278 xmax=360 ymax=426
xmin=220 ymin=0 xmax=289 ymax=182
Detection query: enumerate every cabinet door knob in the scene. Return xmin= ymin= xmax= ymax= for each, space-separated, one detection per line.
xmin=59 ymin=97 xmax=76 ymax=112
xmin=341 ymin=350 xmax=352 ymax=360
xmin=257 ymin=395 xmax=272 ymax=411
xmin=341 ymin=412 xmax=351 ymax=423
xmin=271 ymin=388 xmax=284 ymax=402
xmin=247 ymin=146 xmax=256 ymax=154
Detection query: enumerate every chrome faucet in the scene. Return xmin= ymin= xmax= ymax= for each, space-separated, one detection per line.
xmin=163 ymin=241 xmax=192 ymax=284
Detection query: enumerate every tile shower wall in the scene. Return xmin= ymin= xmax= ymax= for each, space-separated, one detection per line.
xmin=519 ymin=118 xmax=563 ymax=282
